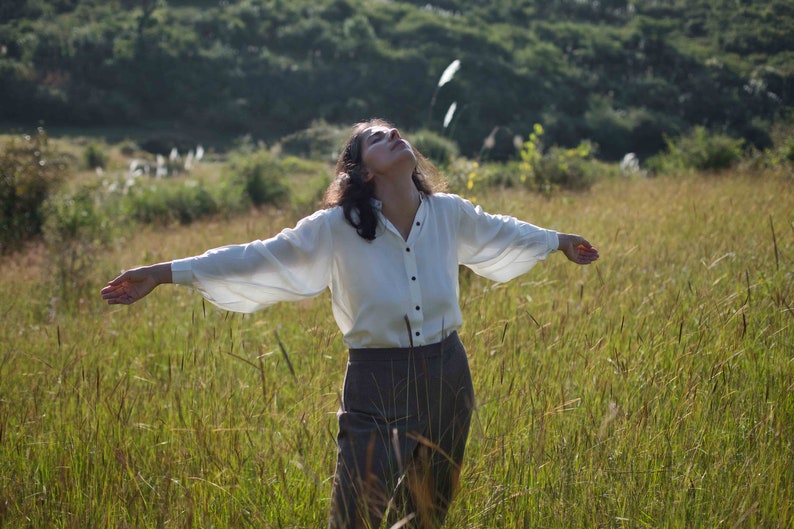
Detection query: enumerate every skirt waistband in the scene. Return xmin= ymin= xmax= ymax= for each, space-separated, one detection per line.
xmin=348 ymin=331 xmax=461 ymax=362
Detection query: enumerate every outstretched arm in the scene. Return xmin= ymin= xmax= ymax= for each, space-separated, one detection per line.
xmin=557 ymin=233 xmax=600 ymax=265
xmin=100 ymin=262 xmax=173 ymax=305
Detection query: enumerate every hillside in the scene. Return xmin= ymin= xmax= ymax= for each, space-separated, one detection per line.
xmin=1 ymin=0 xmax=792 ymax=159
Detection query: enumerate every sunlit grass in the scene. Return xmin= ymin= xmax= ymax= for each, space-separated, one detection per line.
xmin=1 ymin=171 xmax=792 ymax=528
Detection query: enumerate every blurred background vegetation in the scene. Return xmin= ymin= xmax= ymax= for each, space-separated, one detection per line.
xmin=1 ymin=0 xmax=792 ymax=158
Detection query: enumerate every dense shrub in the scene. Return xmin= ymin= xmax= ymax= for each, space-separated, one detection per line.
xmin=745 ymin=128 xmax=794 ymax=175
xmin=519 ymin=124 xmax=597 ymax=192
xmin=279 ymin=155 xmax=328 ymax=176
xmin=646 ymin=126 xmax=746 ymax=173
xmin=122 ymin=180 xmax=221 ymax=225
xmin=584 ymin=95 xmax=678 ymax=160
xmin=0 ymin=128 xmax=67 ymax=253
xmin=445 ymin=159 xmax=521 ymax=195
xmin=408 ymin=129 xmax=460 ymax=167
xmin=83 ymin=142 xmax=108 ymax=170
xmin=278 ymin=155 xmax=332 ymax=211
xmin=226 ymin=149 xmax=290 ymax=207
xmin=278 ymin=120 xmax=349 ymax=161
xmin=779 ymin=137 xmax=794 ymax=164
xmin=531 ymin=144 xmax=598 ymax=191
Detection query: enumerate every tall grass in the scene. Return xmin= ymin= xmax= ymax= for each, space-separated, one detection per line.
xmin=1 ymin=171 xmax=792 ymax=528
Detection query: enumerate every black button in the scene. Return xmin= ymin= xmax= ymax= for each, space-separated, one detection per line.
xmin=416 ymin=222 xmax=420 ymax=226
xmin=415 ymin=306 xmax=420 ymax=310
xmin=411 ymin=276 xmax=416 ymax=281
xmin=406 ymin=248 xmax=411 ymax=252
xmin=415 ymin=331 xmax=420 ymax=336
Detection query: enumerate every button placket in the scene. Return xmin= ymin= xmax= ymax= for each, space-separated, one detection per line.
xmin=404 ymin=199 xmax=428 ymax=343
xmin=403 ymin=241 xmax=424 ymax=344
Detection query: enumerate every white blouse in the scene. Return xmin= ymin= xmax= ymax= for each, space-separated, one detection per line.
xmin=171 ymin=193 xmax=559 ymax=349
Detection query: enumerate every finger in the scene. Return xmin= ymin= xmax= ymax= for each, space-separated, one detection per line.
xmin=107 ymin=272 xmax=132 ymax=286
xmin=101 ymin=289 xmax=123 ymax=300
xmin=107 ymin=296 xmax=132 ymax=305
xmin=106 ymin=291 xmax=136 ymax=304
xmin=101 ymin=282 xmax=121 ymax=292
xmin=101 ymin=282 xmax=127 ymax=295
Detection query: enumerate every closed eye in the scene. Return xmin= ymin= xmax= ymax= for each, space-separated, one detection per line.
xmin=368 ymin=131 xmax=386 ymax=145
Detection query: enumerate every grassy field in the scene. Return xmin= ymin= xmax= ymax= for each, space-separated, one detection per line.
xmin=1 ymin=170 xmax=792 ymax=528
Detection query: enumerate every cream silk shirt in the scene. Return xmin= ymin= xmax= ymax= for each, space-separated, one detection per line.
xmin=171 ymin=193 xmax=559 ymax=349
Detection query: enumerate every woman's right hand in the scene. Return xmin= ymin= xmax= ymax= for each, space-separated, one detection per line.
xmin=100 ymin=262 xmax=172 ymax=305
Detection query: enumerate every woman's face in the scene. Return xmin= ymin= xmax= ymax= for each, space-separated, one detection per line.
xmin=359 ymin=126 xmax=416 ymax=180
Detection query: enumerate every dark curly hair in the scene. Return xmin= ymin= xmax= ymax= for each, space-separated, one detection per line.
xmin=324 ymin=118 xmax=443 ymax=240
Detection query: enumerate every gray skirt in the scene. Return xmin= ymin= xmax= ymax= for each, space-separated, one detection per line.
xmin=328 ymin=331 xmax=475 ymax=529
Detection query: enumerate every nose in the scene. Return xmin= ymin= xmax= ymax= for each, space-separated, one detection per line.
xmin=388 ymin=128 xmax=400 ymax=140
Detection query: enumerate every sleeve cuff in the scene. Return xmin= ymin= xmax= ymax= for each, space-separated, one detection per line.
xmin=171 ymin=258 xmax=194 ymax=285
xmin=550 ymin=230 xmax=559 ymax=251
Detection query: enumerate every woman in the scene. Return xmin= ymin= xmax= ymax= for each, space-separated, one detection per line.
xmin=101 ymin=118 xmax=599 ymax=528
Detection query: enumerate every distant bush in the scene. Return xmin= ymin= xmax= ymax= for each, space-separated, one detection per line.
xmin=584 ymin=95 xmax=676 ymax=160
xmin=776 ymin=137 xmax=794 ymax=165
xmin=745 ymin=130 xmax=794 ymax=176
xmin=83 ymin=142 xmax=108 ymax=170
xmin=445 ymin=159 xmax=519 ymax=195
xmin=519 ymin=124 xmax=597 ymax=192
xmin=278 ymin=120 xmax=349 ymax=161
xmin=408 ymin=129 xmax=460 ymax=167
xmin=278 ymin=155 xmax=332 ymax=211
xmin=226 ymin=148 xmax=290 ymax=207
xmin=279 ymin=155 xmax=327 ymax=176
xmin=531 ymin=144 xmax=598 ymax=191
xmin=646 ymin=126 xmax=745 ymax=173
xmin=118 ymin=139 xmax=141 ymax=157
xmin=0 ymin=128 xmax=67 ymax=253
xmin=122 ymin=180 xmax=221 ymax=225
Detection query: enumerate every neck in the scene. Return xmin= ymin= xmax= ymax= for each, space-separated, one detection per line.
xmin=374 ymin=173 xmax=421 ymax=240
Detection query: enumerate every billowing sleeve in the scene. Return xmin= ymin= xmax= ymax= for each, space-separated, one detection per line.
xmin=170 ymin=209 xmax=333 ymax=313
xmin=455 ymin=196 xmax=558 ymax=282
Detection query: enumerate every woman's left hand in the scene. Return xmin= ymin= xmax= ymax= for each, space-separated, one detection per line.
xmin=557 ymin=233 xmax=600 ymax=265
xmin=100 ymin=262 xmax=172 ymax=305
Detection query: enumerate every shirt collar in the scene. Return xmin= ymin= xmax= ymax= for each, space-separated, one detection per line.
xmin=370 ymin=192 xmax=424 ymax=212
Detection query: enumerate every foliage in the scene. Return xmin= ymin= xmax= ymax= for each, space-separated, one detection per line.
xmin=0 ymin=128 xmax=67 ymax=253
xmin=444 ymin=158 xmax=524 ymax=197
xmin=583 ymin=94 xmax=676 ymax=161
xmin=444 ymin=158 xmax=481 ymax=197
xmin=646 ymin=126 xmax=746 ymax=174
xmin=274 ymin=154 xmax=332 ymax=212
xmin=226 ymin=148 xmax=290 ymax=208
xmin=519 ymin=123 xmax=597 ymax=192
xmin=121 ymin=178 xmax=223 ymax=225
xmin=0 ymin=0 xmax=791 ymax=160
xmin=780 ymin=137 xmax=794 ymax=164
xmin=408 ymin=128 xmax=460 ymax=167
xmin=277 ymin=120 xmax=349 ymax=162
xmin=742 ymin=123 xmax=794 ymax=177
xmin=83 ymin=141 xmax=108 ymax=169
